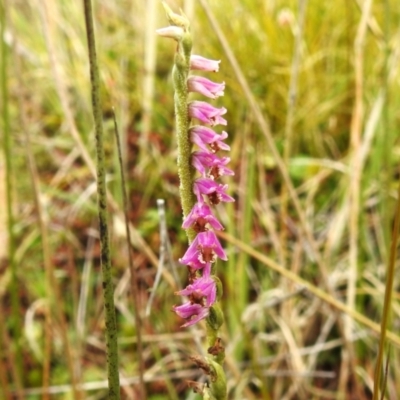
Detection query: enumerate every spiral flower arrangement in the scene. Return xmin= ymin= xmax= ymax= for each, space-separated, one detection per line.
xmin=157 ymin=3 xmax=233 ymax=399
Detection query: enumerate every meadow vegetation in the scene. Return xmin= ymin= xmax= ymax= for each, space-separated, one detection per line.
xmin=1 ymin=0 xmax=400 ymax=399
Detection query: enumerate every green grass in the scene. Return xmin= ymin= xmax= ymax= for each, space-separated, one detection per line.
xmin=1 ymin=0 xmax=400 ymax=399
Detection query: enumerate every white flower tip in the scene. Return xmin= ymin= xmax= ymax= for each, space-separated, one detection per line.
xmin=156 ymin=26 xmax=184 ymax=40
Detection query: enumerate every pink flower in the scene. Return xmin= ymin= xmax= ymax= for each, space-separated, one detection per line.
xmin=173 ymin=303 xmax=210 ymax=327
xmin=183 ymin=202 xmax=224 ymax=231
xmin=194 ymin=178 xmax=235 ymax=205
xmin=187 ymin=76 xmax=225 ymax=99
xmin=190 ymin=126 xmax=230 ymax=152
xmin=190 ymin=55 xmax=220 ymax=72
xmin=173 ymin=271 xmax=217 ymax=327
xmin=188 ymin=101 xmax=227 ymax=126
xmin=180 ymin=231 xmax=227 ymax=265
xmin=192 ymin=151 xmax=234 ymax=179
xmin=177 ymin=275 xmax=217 ymax=307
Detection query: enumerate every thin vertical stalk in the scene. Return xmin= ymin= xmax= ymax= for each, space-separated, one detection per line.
xmin=341 ymin=0 xmax=372 ymax=397
xmin=1 ymin=0 xmax=22 ymax=382
xmin=113 ymin=112 xmax=146 ymax=399
xmin=82 ymin=1 xmax=121 ymax=399
xmin=372 ymin=179 xmax=400 ymax=400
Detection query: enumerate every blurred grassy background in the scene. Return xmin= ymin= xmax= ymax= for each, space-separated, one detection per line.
xmin=1 ymin=0 xmax=400 ymax=399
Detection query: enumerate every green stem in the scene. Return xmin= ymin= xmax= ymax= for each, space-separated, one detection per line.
xmin=82 ymin=1 xmax=121 ymax=399
xmin=173 ymin=36 xmax=196 ymax=242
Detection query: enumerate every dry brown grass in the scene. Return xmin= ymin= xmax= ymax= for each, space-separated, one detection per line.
xmin=1 ymin=0 xmax=400 ymax=399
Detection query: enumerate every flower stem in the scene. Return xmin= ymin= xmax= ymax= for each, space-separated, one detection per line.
xmin=82 ymin=1 xmax=121 ymax=398
xmin=159 ymin=4 xmax=228 ymax=399
xmin=173 ymin=37 xmax=197 ymax=243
